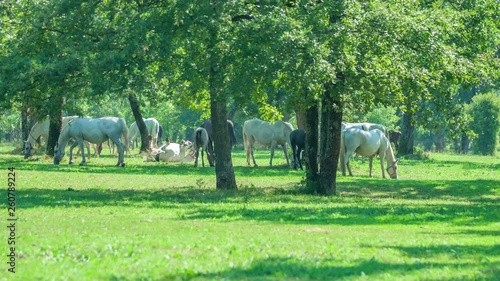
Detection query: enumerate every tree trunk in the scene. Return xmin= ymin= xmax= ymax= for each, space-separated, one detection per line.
xmin=318 ymin=85 xmax=341 ymax=196
xmin=210 ymin=93 xmax=237 ymax=189
xmin=461 ymin=135 xmax=470 ymax=154
xmin=128 ymin=93 xmax=150 ymax=152
xmin=21 ymin=96 xmax=29 ymax=150
xmin=295 ymin=109 xmax=306 ymax=130
xmin=46 ymin=95 xmax=64 ymax=156
xmin=399 ymin=111 xmax=415 ymax=155
xmin=304 ymin=103 xmax=319 ymax=192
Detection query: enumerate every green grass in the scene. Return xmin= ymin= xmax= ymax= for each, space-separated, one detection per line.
xmin=0 ymin=144 xmax=499 ymax=280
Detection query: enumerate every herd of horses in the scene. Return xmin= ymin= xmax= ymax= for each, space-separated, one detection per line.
xmin=24 ymin=116 xmax=402 ymax=179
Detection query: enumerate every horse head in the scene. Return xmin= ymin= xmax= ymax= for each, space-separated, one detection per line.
xmin=24 ymin=141 xmax=33 ymax=159
xmin=386 ymin=159 xmax=399 ymax=179
xmin=53 ymin=143 xmax=64 ymax=165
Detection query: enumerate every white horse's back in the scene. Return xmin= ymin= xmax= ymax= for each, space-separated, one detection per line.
xmin=344 ymin=128 xmax=386 ymax=157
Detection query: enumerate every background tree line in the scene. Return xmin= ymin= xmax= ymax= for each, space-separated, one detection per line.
xmin=1 ymin=0 xmax=499 ymax=193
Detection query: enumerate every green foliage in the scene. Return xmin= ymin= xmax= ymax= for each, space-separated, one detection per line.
xmin=344 ymin=104 xmax=400 ymax=129
xmin=469 ymin=92 xmax=500 ymax=155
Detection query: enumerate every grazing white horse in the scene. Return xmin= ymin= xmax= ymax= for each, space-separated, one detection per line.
xmin=24 ymin=116 xmax=94 ymax=159
xmin=54 ymin=117 xmax=129 ymax=166
xmin=342 ymin=121 xmax=387 ymax=135
xmin=128 ymin=118 xmax=160 ymax=149
xmin=193 ymin=127 xmax=214 ymax=167
xmin=243 ymin=119 xmax=294 ymax=167
xmin=342 ymin=127 xmax=398 ymax=179
xmin=141 ymin=140 xmax=195 ymax=162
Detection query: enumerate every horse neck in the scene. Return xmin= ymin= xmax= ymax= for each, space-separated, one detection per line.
xmin=57 ymin=126 xmax=71 ymax=151
xmin=28 ymin=124 xmax=41 ymax=147
xmin=385 ymin=142 xmax=396 ymax=165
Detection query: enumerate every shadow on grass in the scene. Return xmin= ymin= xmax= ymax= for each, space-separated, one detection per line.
xmin=0 ymin=153 xmax=299 ymax=177
xmin=339 ymin=178 xmax=499 ymax=203
xmin=372 ymin=244 xmax=500 ymax=259
xmin=127 ymin=256 xmax=499 ymax=280
xmin=19 ymin=185 xmax=499 ymax=226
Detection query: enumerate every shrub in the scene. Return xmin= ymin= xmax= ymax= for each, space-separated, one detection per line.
xmin=469 ymin=92 xmax=500 ymax=156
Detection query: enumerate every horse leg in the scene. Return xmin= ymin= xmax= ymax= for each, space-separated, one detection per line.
xmin=207 ymin=140 xmax=215 ymax=167
xmin=283 ymin=143 xmax=291 ymax=168
xmin=369 ymin=156 xmax=374 ymax=177
xmin=291 ymin=145 xmax=297 ymax=170
xmin=194 ymin=148 xmax=199 ymax=167
xmin=340 ymin=145 xmax=347 ymax=176
xmin=345 ymin=150 xmax=354 ymax=176
xmin=111 ymin=137 xmax=126 ymax=167
xmin=76 ymin=139 xmax=86 ymax=165
xmin=201 ymin=147 xmax=205 ymax=167
xmin=68 ymin=141 xmax=79 ymax=165
xmin=85 ymin=141 xmax=91 ymax=160
xmin=269 ymin=145 xmax=275 ymax=167
xmin=380 ymin=156 xmax=386 ymax=178
xmin=297 ymin=149 xmax=303 ymax=170
xmin=249 ymin=139 xmax=258 ymax=167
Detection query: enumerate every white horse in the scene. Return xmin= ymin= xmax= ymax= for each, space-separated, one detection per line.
xmin=141 ymin=140 xmax=195 ymax=162
xmin=342 ymin=127 xmax=398 ymax=179
xmin=128 ymin=118 xmax=160 ymax=149
xmin=243 ymin=119 xmax=294 ymax=167
xmin=342 ymin=122 xmax=387 ymax=135
xmin=24 ymin=116 xmax=94 ymax=159
xmin=54 ymin=117 xmax=129 ymax=166
xmin=193 ymin=127 xmax=214 ymax=167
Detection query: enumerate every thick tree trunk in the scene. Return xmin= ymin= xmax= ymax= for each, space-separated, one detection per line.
xmin=210 ymin=95 xmax=237 ymax=190
xmin=295 ymin=109 xmax=306 ymax=130
xmin=399 ymin=112 xmax=415 ymax=155
xmin=128 ymin=93 xmax=150 ymax=152
xmin=318 ymin=86 xmax=341 ymax=196
xmin=304 ymin=103 xmax=319 ymax=192
xmin=46 ymin=95 xmax=64 ymax=156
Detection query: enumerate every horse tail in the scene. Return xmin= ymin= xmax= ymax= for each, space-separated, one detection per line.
xmin=195 ymin=128 xmax=202 ymax=150
xmin=340 ymin=127 xmax=346 ymax=175
xmin=227 ymin=120 xmax=237 ymax=146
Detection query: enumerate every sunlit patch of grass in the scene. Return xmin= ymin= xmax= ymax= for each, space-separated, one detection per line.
xmin=0 ymin=143 xmax=498 ymax=280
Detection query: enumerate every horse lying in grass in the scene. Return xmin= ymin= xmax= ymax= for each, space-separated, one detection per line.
xmin=342 ymin=127 xmax=398 ymax=179
xmin=243 ymin=118 xmax=294 ymax=167
xmin=24 ymin=116 xmax=96 ymax=159
xmin=141 ymin=140 xmax=195 ymax=162
xmin=290 ymin=129 xmax=305 ymax=170
xmin=128 ymin=118 xmax=160 ymax=149
xmin=54 ymin=117 xmax=129 ymax=166
xmin=193 ymin=127 xmax=214 ymax=167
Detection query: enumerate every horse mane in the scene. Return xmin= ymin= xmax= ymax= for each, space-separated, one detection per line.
xmin=57 ymin=119 xmax=73 ymax=148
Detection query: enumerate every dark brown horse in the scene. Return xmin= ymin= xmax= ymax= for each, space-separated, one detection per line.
xmin=200 ymin=119 xmax=237 ymax=149
xmin=290 ymin=129 xmax=305 ymax=170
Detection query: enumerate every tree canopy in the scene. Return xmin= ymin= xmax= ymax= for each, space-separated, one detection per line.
xmin=1 ymin=0 xmax=498 ymax=192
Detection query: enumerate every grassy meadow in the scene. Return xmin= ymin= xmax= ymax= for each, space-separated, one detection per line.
xmin=0 ymin=143 xmax=499 ymax=280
